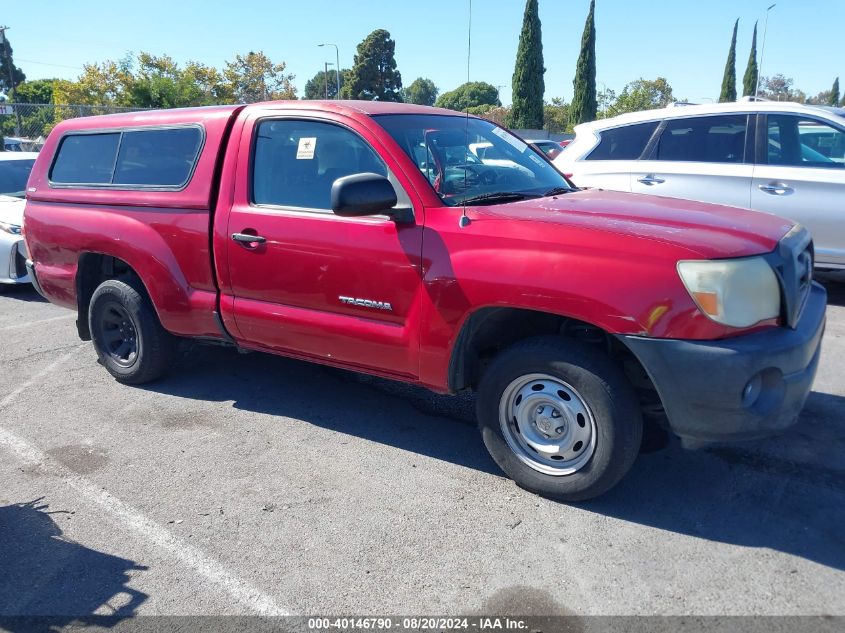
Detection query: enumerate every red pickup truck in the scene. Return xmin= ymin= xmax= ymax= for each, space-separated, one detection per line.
xmin=23 ymin=101 xmax=826 ymax=501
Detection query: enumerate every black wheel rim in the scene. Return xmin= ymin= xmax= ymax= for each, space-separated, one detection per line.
xmin=96 ymin=301 xmax=139 ymax=368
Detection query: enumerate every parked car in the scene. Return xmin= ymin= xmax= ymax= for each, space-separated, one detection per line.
xmin=23 ymin=102 xmax=825 ymax=501
xmin=0 ymin=152 xmax=37 ymax=291
xmin=526 ymin=139 xmax=563 ymax=160
xmin=554 ymin=101 xmax=845 ymax=269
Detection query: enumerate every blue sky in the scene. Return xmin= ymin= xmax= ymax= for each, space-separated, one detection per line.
xmin=4 ymin=0 xmax=844 ymax=104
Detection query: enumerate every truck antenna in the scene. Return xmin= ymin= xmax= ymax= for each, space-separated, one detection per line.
xmin=459 ymin=0 xmax=472 ymax=228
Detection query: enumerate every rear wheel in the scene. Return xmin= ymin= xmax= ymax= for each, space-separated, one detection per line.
xmin=88 ymin=279 xmax=175 ymax=384
xmin=477 ymin=336 xmax=642 ymax=502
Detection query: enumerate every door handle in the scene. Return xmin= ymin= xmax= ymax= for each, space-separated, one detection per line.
xmin=231 ymin=232 xmax=267 ymax=245
xmin=759 ymin=182 xmax=794 ymax=196
xmin=637 ymin=175 xmax=665 ymax=186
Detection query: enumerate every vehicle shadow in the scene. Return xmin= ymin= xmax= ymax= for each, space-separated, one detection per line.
xmin=0 ymin=285 xmax=47 ymax=303
xmin=143 ymin=345 xmax=845 ymax=573
xmin=817 ymin=274 xmax=845 ymax=307
xmin=0 ymin=499 xmax=147 ymax=624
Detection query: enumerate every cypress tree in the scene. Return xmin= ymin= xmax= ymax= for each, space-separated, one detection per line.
xmin=510 ymin=0 xmax=545 ymax=129
xmin=719 ymin=19 xmax=738 ymax=103
xmin=742 ymin=22 xmax=758 ymax=97
xmin=571 ymin=0 xmax=597 ymax=125
xmin=829 ymin=77 xmax=840 ymax=106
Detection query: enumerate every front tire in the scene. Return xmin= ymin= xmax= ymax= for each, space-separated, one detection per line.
xmin=88 ymin=279 xmax=175 ymax=385
xmin=477 ymin=336 xmax=642 ymax=502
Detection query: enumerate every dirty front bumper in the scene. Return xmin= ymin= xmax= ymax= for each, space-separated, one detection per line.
xmin=618 ymin=282 xmax=826 ymax=444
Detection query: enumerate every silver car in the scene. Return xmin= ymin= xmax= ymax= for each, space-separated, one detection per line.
xmin=554 ymin=100 xmax=845 ymax=269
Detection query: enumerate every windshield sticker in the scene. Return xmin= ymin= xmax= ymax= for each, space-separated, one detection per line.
xmin=296 ymin=137 xmax=317 ymax=160
xmin=491 ymin=127 xmax=528 ymax=153
xmin=528 ymin=153 xmax=546 ymax=167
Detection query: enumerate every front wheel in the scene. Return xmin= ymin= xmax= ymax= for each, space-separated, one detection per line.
xmin=88 ymin=279 xmax=176 ymax=385
xmin=477 ymin=336 xmax=642 ymax=502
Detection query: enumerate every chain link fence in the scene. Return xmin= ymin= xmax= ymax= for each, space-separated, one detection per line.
xmin=1 ymin=103 xmax=152 ymax=151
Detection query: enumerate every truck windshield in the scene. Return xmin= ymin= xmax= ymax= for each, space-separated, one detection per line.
xmin=374 ymin=114 xmax=574 ymax=206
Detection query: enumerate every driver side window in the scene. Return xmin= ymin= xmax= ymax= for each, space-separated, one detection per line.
xmin=252 ymin=119 xmax=388 ymax=210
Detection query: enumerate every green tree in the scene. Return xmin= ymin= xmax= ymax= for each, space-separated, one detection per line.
xmin=543 ymin=98 xmax=569 ymax=133
xmin=11 ymin=79 xmax=55 ymax=104
xmin=606 ymin=77 xmax=674 ymax=117
xmin=341 ymin=29 xmax=402 ymax=101
xmin=719 ymin=19 xmax=738 ymax=103
xmin=510 ymin=0 xmax=545 ymax=129
xmin=223 ymin=51 xmax=296 ymax=103
xmin=130 ymin=54 xmax=224 ymax=108
xmin=403 ymin=77 xmax=438 ymax=105
xmin=435 ymin=81 xmax=500 ymax=111
xmin=757 ymin=74 xmax=806 ymax=102
xmin=0 ymin=32 xmax=26 ymax=97
xmin=742 ymin=21 xmax=758 ymax=97
xmin=304 ymin=68 xmax=348 ymax=99
xmin=571 ymin=0 xmax=597 ymax=125
xmin=830 ymin=77 xmax=840 ymax=106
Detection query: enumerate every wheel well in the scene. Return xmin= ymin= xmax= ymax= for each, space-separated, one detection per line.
xmin=75 ymin=254 xmax=142 ymax=341
xmin=448 ymin=307 xmax=665 ymax=421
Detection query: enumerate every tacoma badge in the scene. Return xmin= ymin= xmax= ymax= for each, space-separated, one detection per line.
xmin=339 ymin=296 xmax=393 ymax=312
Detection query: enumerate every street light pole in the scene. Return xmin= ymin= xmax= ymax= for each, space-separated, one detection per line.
xmin=319 ymin=43 xmax=341 ymax=98
xmin=755 ymin=3 xmax=776 ymax=99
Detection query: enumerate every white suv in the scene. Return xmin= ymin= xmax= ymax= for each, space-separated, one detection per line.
xmin=554 ymin=101 xmax=845 ymax=269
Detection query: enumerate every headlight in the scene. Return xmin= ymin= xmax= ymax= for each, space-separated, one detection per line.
xmin=0 ymin=220 xmax=21 ymax=235
xmin=677 ymin=257 xmax=780 ymax=328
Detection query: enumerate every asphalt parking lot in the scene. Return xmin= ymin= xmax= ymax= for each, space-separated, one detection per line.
xmin=1 ymin=279 xmax=844 ymax=618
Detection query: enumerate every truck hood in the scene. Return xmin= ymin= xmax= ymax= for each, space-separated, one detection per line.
xmin=0 ymin=194 xmax=25 ymax=227
xmin=475 ymin=189 xmax=794 ymax=259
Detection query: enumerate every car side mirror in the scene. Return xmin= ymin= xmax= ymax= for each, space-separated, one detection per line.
xmin=331 ymin=173 xmax=411 ymax=223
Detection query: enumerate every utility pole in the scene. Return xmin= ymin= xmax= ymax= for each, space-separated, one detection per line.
xmin=324 ymin=62 xmax=329 ymax=99
xmin=0 ymin=26 xmax=21 ymax=136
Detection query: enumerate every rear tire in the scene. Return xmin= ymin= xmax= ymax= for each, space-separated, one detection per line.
xmin=477 ymin=336 xmax=642 ymax=502
xmin=88 ymin=279 xmax=175 ymax=384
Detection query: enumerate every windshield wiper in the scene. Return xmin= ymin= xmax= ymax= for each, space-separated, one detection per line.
xmin=543 ymin=186 xmax=575 ymax=197
xmin=461 ymin=192 xmax=541 ymax=206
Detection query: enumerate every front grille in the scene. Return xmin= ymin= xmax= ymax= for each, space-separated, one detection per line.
xmin=767 ymin=225 xmax=813 ymax=329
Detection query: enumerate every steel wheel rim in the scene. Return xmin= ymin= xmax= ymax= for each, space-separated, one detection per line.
xmin=498 ymin=373 xmax=597 ymax=476
xmin=97 ymin=301 xmax=139 ymax=368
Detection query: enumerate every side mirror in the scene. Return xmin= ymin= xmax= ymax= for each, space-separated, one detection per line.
xmin=331 ymin=173 xmax=406 ymax=220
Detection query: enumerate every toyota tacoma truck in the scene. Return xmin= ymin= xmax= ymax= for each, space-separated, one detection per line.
xmin=22 ymin=101 xmax=826 ymax=501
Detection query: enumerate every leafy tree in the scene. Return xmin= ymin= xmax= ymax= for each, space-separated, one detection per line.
xmin=435 ymin=81 xmax=500 ymax=112
xmin=510 ymin=0 xmax=545 ymax=129
xmin=52 ymin=59 xmax=135 ymax=106
xmin=543 ymin=98 xmax=569 ymax=133
xmin=807 ymin=89 xmax=832 ymax=105
xmin=757 ymin=74 xmax=806 ymax=102
xmin=606 ymin=77 xmax=673 ymax=117
xmin=596 ymin=86 xmax=617 ymax=119
xmin=130 ymin=54 xmax=224 ymax=108
xmin=223 ymin=51 xmax=296 ymax=103
xmin=304 ymin=68 xmax=348 ymax=99
xmin=341 ymin=29 xmax=402 ymax=101
xmin=719 ymin=19 xmax=738 ymax=103
xmin=403 ymin=77 xmax=438 ymax=106
xmin=830 ymin=77 xmax=840 ymax=106
xmin=0 ymin=33 xmax=25 ymax=97
xmin=742 ymin=21 xmax=758 ymax=97
xmin=11 ymin=79 xmax=55 ymax=104
xmin=469 ymin=105 xmax=511 ymax=126
xmin=571 ymin=0 xmax=597 ymax=125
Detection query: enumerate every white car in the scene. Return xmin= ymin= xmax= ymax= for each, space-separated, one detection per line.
xmin=0 ymin=152 xmax=38 ymax=290
xmin=554 ymin=100 xmax=845 ymax=269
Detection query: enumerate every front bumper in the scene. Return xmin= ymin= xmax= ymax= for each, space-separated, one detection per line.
xmin=0 ymin=235 xmax=30 ymax=285
xmin=619 ymin=282 xmax=826 ymax=444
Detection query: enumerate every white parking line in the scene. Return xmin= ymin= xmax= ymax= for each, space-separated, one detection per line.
xmin=0 ymin=348 xmax=290 ymax=617
xmin=0 ymin=314 xmax=76 ymax=332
